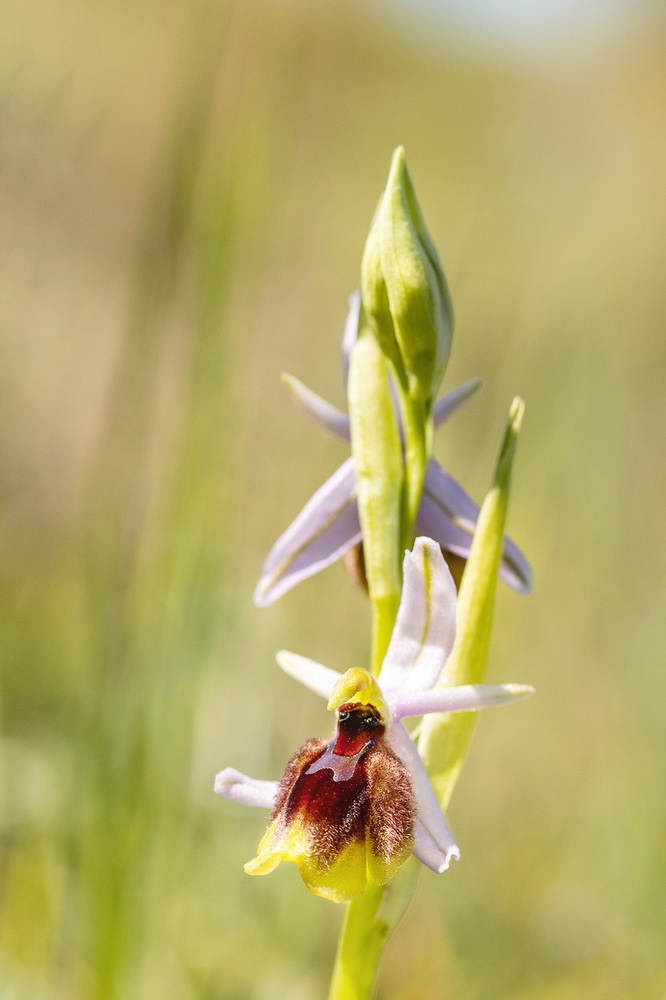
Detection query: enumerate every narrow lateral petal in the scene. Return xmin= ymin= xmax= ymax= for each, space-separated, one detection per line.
xmin=433 ymin=377 xmax=483 ymax=428
xmin=418 ymin=459 xmax=533 ymax=595
xmin=254 ymin=457 xmax=362 ymax=606
xmin=214 ymin=768 xmax=278 ymax=809
xmin=341 ymin=290 xmax=362 ymax=386
xmin=413 ymin=819 xmax=455 ymax=874
xmin=391 ymin=683 xmax=535 ymax=720
xmin=282 ymin=372 xmax=351 ymax=441
xmin=379 ymin=537 xmax=457 ymax=694
xmin=389 ymin=722 xmax=460 ymax=866
xmin=276 ymin=650 xmax=342 ymax=700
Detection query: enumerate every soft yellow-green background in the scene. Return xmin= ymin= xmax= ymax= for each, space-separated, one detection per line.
xmin=1 ymin=2 xmax=664 ymax=998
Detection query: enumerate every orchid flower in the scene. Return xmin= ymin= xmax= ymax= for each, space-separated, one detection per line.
xmin=217 ymin=537 xmax=533 ymax=903
xmin=254 ymin=292 xmax=532 ymax=607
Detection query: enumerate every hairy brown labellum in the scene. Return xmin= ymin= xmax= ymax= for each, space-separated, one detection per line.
xmin=246 ymin=706 xmax=415 ymax=900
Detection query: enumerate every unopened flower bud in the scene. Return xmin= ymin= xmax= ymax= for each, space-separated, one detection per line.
xmin=361 ymin=146 xmax=453 ymax=405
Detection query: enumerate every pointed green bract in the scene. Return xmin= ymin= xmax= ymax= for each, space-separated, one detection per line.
xmin=418 ymin=397 xmax=525 ymax=808
xmin=347 ymin=324 xmax=403 ymax=672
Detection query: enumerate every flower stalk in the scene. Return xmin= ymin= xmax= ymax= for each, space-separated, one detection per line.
xmin=327 ymin=882 xmax=386 ymax=1000
xmin=216 ymin=147 xmax=533 ymax=1000
xmin=327 ymin=855 xmax=425 ymax=1000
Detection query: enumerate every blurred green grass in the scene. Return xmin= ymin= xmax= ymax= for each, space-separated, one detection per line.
xmin=1 ymin=1 xmax=664 ymax=998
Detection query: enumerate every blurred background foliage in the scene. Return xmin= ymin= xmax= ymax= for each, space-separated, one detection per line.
xmin=1 ymin=0 xmax=664 ymax=997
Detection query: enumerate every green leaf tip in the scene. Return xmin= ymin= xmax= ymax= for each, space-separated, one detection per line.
xmin=493 ymin=395 xmax=524 ymax=491
xmin=509 ymin=394 xmax=525 ymax=428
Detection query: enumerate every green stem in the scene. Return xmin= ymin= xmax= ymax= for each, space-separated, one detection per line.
xmin=327 ymin=884 xmax=386 ymax=1000
xmin=328 ymin=860 xmax=422 ymax=1000
xmin=399 ymin=393 xmax=430 ymax=551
